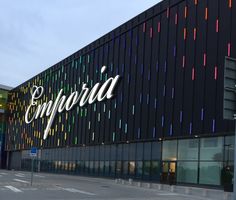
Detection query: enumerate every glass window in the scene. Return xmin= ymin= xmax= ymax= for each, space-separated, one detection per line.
xmin=162 ymin=140 xmax=177 ymax=161
xmin=94 ymin=146 xmax=99 ymax=160
xmin=100 ymin=146 xmax=105 ymax=161
xmin=225 ymin=136 xmax=234 ymax=162
xmin=104 ymin=145 xmax=110 ymax=160
xmin=116 ymin=161 xmax=122 ymax=175
xmin=81 ymin=147 xmax=85 ymax=161
xmin=110 ymin=145 xmax=116 ymax=160
xmin=75 ymin=147 xmax=81 ymax=161
xmin=122 ymin=144 xmax=129 ymax=160
xmin=136 ymin=143 xmax=143 ymax=161
xmin=99 ymin=161 xmax=104 ymax=174
xmin=110 ymin=161 xmax=116 ymax=175
xmin=200 ymin=137 xmax=223 ymax=161
xmin=117 ymin=145 xmax=122 ymax=160
xmin=151 ymin=142 xmax=161 ymax=160
xmin=85 ymin=147 xmax=89 ymax=161
xmin=136 ymin=161 xmax=143 ymax=178
xmin=144 ymin=143 xmax=151 ymax=160
xmin=68 ymin=148 xmax=73 ymax=161
xmin=178 ymin=139 xmax=199 ymax=160
xmin=129 ymin=144 xmax=136 ymax=160
xmin=85 ymin=161 xmax=89 ymax=173
xmin=143 ymin=161 xmax=151 ymax=178
xmin=104 ymin=161 xmax=110 ymax=175
xmin=123 ymin=161 xmax=128 ymax=176
xmin=151 ymin=161 xmax=160 ymax=181
xmin=89 ymin=146 xmax=94 ymax=161
xmin=177 ymin=162 xmax=198 ymax=184
xmin=199 ymin=162 xmax=222 ymax=185
xmin=129 ymin=161 xmax=135 ymax=176
xmin=89 ymin=161 xmax=94 ymax=174
xmin=75 ymin=161 xmax=80 ymax=174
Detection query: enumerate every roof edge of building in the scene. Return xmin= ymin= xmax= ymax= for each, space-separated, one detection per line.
xmin=0 ymin=84 xmax=13 ymax=91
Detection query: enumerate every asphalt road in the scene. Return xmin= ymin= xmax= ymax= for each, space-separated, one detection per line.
xmin=0 ymin=169 xmax=213 ymax=200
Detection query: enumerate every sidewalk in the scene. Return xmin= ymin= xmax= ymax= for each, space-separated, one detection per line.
xmin=115 ymin=179 xmax=233 ymax=200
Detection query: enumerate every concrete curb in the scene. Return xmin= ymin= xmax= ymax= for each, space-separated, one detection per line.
xmin=115 ymin=179 xmax=233 ymax=200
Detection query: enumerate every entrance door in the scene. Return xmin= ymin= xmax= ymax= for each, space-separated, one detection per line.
xmin=161 ymin=161 xmax=176 ymax=184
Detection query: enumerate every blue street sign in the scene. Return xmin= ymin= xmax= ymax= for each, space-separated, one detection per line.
xmin=30 ymin=147 xmax=37 ymax=157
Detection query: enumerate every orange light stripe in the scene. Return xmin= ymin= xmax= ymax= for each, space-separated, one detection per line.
xmin=184 ymin=6 xmax=188 ymax=18
xmin=184 ymin=28 xmax=187 ymax=40
xmin=229 ymin=0 xmax=232 ymax=8
xmin=205 ymin=7 xmax=208 ymax=20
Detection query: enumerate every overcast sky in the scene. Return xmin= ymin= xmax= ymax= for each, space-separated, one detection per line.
xmin=0 ymin=0 xmax=160 ymax=88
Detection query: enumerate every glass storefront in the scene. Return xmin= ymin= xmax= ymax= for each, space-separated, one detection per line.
xmin=19 ymin=135 xmax=234 ymax=187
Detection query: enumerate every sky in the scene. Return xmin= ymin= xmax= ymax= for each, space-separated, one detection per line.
xmin=0 ymin=0 xmax=161 ymax=88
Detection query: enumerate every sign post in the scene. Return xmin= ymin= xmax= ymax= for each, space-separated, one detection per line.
xmin=223 ymin=57 xmax=236 ymax=199
xmin=30 ymin=147 xmax=37 ymax=186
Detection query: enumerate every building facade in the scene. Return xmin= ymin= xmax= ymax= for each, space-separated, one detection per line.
xmin=5 ymin=0 xmax=236 ymax=187
xmin=0 ymin=84 xmax=11 ymax=169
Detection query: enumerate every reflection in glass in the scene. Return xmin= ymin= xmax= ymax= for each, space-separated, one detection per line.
xmin=104 ymin=161 xmax=110 ymax=175
xmin=110 ymin=161 xmax=115 ymax=175
xmin=116 ymin=161 xmax=122 ymax=175
xmin=143 ymin=161 xmax=151 ymax=177
xmin=178 ymin=139 xmax=199 ymax=160
xmin=123 ymin=161 xmax=128 ymax=176
xmin=177 ymin=162 xmax=198 ymax=184
xmin=199 ymin=162 xmax=222 ymax=185
xmin=129 ymin=161 xmax=135 ymax=176
xmin=225 ymin=136 xmax=234 ymax=163
xmin=200 ymin=137 xmax=223 ymax=161
xmin=136 ymin=161 xmax=143 ymax=178
xmin=162 ymin=140 xmax=177 ymax=161
xmin=151 ymin=161 xmax=160 ymax=180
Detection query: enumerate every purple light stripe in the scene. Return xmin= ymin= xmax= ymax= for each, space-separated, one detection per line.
xmin=127 ymin=74 xmax=130 ymax=83
xmin=154 ymin=98 xmax=157 ymax=109
xmin=139 ymin=93 xmax=142 ymax=103
xmin=170 ymin=124 xmax=173 ymax=136
xmin=156 ymin=62 xmax=159 ymax=72
xmin=174 ymin=46 xmax=176 ymax=57
xmin=201 ymin=108 xmax=204 ymax=121
xmin=163 ymin=85 xmax=166 ymax=96
xmin=164 ymin=61 xmax=167 ymax=73
xmin=189 ymin=122 xmax=192 ymax=135
xmin=134 ymin=55 xmax=137 ymax=65
xmin=180 ymin=111 xmax=183 ymax=123
xmin=162 ymin=115 xmax=164 ymax=127
xmin=212 ymin=119 xmax=215 ymax=133
xmin=138 ymin=128 xmax=141 ymax=139
xmin=152 ymin=127 xmax=156 ymax=138
xmin=171 ymin=88 xmax=174 ymax=99
xmin=147 ymin=94 xmax=149 ymax=104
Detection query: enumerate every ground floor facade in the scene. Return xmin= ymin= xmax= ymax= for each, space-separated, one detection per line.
xmin=7 ymin=134 xmax=234 ymax=188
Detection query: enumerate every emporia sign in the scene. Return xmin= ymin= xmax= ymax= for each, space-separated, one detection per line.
xmin=25 ymin=66 xmax=121 ymax=140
